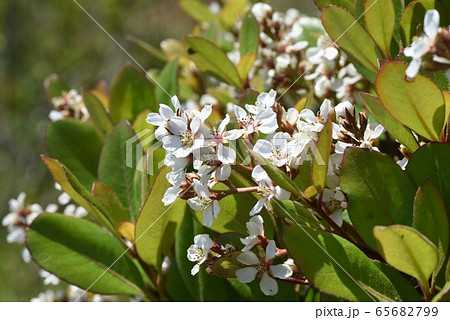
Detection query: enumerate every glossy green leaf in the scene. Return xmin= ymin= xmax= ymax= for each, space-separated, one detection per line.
xmin=413 ymin=180 xmax=449 ymax=276
xmin=374 ymin=262 xmax=423 ymax=301
xmin=27 ymin=214 xmax=145 ymax=296
xmin=340 ymin=148 xmax=416 ymax=248
xmin=376 ymin=62 xmax=445 ymax=141
xmin=364 ymin=0 xmax=396 ymax=57
xmin=42 ymin=156 xmax=116 ymax=232
xmin=82 ymin=90 xmax=113 ymax=139
xmin=406 ymin=143 xmax=450 ymax=227
xmin=312 ymin=118 xmax=332 ymax=192
xmin=360 ymin=93 xmax=419 ymax=152
xmin=155 ymin=59 xmax=178 ymax=107
xmin=271 ymin=200 xmax=321 ymax=229
xmin=321 ymin=6 xmax=382 ymax=74
xmin=109 ymin=64 xmax=156 ymax=123
xmin=374 ymin=225 xmax=439 ymax=288
xmin=184 ymin=36 xmax=243 ymax=89
xmin=135 ymin=167 xmax=186 ymax=266
xmin=92 ymin=182 xmax=130 ymax=226
xmin=46 ymin=120 xmax=103 ymax=190
xmin=284 ymin=225 xmax=403 ymax=301
xmin=98 ymin=121 xmax=141 ymax=218
xmin=239 ymin=13 xmax=259 ymax=56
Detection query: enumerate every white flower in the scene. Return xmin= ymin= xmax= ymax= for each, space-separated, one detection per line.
xmin=250 ymin=166 xmax=291 ymax=216
xmin=245 ymin=89 xmax=277 ymax=114
xmin=234 ymin=105 xmax=278 ymax=135
xmin=397 ymin=157 xmax=409 ymax=170
xmin=235 ymin=240 xmax=293 ymax=296
xmin=50 ymin=89 xmax=89 ymax=121
xmin=187 ymin=179 xmax=220 ymax=227
xmin=335 ymin=123 xmax=384 ymax=153
xmin=305 ymin=35 xmax=338 ymax=66
xmin=39 ymin=270 xmax=60 ymax=286
xmin=241 ymin=215 xmax=265 ymax=251
xmin=251 ymin=2 xmax=272 ymax=23
xmin=404 ymin=10 xmax=440 ymax=79
xmin=63 ymin=204 xmax=88 ymax=218
xmin=297 ymin=99 xmax=333 ymax=135
xmin=320 ymin=188 xmax=347 ymax=227
xmin=254 ymin=132 xmax=300 ymax=167
xmin=187 ymin=234 xmax=214 ymax=275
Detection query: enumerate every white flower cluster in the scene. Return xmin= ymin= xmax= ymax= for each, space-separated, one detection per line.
xmin=49 ymin=89 xmax=89 ymax=121
xmin=2 ymin=188 xmax=89 ymax=301
xmin=187 ymin=215 xmax=293 ymax=296
xmin=148 ymin=88 xmax=383 ymax=228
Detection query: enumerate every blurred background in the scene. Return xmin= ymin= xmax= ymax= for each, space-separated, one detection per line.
xmin=0 ymin=0 xmax=318 ymax=301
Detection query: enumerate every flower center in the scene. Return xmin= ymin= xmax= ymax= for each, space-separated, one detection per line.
xmin=257 ymin=186 xmax=272 ymax=197
xmin=180 ymin=131 xmax=194 ymax=146
xmin=198 ymin=196 xmax=212 ymax=209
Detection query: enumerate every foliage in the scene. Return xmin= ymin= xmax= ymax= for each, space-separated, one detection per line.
xmin=3 ymin=0 xmax=450 ymax=302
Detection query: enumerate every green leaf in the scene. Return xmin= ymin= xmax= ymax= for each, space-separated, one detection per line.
xmin=406 ymin=143 xmax=450 ymax=229
xmin=82 ymin=90 xmax=114 ymax=139
xmin=312 ymin=118 xmax=332 ymax=192
xmin=376 ymin=62 xmax=445 ymax=141
xmin=184 ymin=36 xmax=243 ymax=90
xmin=42 ymin=156 xmax=116 ymax=232
xmin=315 ymin=0 xmax=358 ymax=14
xmin=321 ymin=6 xmax=382 ymax=75
xmin=364 ymin=0 xmax=396 ymax=57
xmin=413 ymin=180 xmax=449 ymax=277
xmin=374 ymin=262 xmax=423 ymax=301
xmin=249 ymin=148 xmax=302 ymax=196
xmin=284 ymin=225 xmax=403 ymax=301
xmin=421 ymin=70 xmax=450 ymax=91
xmin=271 ymin=200 xmax=321 ymax=229
xmin=432 ymin=281 xmax=450 ymax=301
xmin=155 ymin=59 xmax=178 ymax=107
xmin=219 ymin=0 xmax=247 ymax=29
xmin=135 ymin=167 xmax=186 ymax=266
xmin=46 ymin=120 xmax=103 ymax=190
xmin=373 ymin=225 xmax=439 ymax=288
xmin=237 ymin=53 xmax=256 ymax=83
xmin=179 ymin=0 xmax=218 ymax=23
xmin=360 ymin=93 xmax=419 ymax=152
xmin=98 ymin=121 xmax=141 ymax=218
xmin=340 ymin=148 xmax=416 ymax=248
xmin=400 ymin=0 xmax=448 ymax=46
xmin=109 ymin=64 xmax=156 ymax=123
xmin=44 ymin=74 xmax=70 ymax=101
xmin=239 ymin=13 xmax=259 ymax=56
xmin=92 ymin=182 xmax=130 ymax=226
xmin=27 ymin=214 xmax=145 ymax=296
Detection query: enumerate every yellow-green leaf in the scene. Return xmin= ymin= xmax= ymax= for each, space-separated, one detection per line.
xmin=376 ymin=62 xmax=446 ymax=141
xmin=184 ymin=36 xmax=243 ymax=89
xmin=364 ymin=0 xmax=396 ymax=57
xmin=321 ymin=5 xmax=382 ymax=74
xmin=360 ymin=93 xmax=419 ymax=152
xmin=237 ymin=53 xmax=256 ymax=83
xmin=374 ymin=225 xmax=439 ymax=288
xmin=312 ymin=118 xmax=332 ymax=192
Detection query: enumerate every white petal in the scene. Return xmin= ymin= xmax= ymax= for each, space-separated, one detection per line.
xmin=234 ymin=105 xmax=247 ymax=120
xmin=274 ymin=186 xmax=291 ymax=201
xmin=270 ymin=264 xmax=293 ymax=279
xmin=424 ymin=9 xmax=440 ymax=39
xmin=159 ymin=104 xmax=174 ymax=119
xmin=371 ymin=124 xmax=385 ymax=139
xmin=214 ymin=164 xmax=231 ymax=181
xmin=200 ymin=104 xmax=212 ymax=122
xmin=330 ymin=211 xmax=344 ymax=227
xmin=260 ymin=272 xmax=278 ymax=296
xmin=251 ymin=165 xmax=269 ymax=182
xmin=265 ymin=240 xmax=276 ymax=261
xmin=218 ymin=114 xmax=230 ymax=134
xmin=225 ymin=129 xmax=244 ymax=140
xmin=236 ymin=267 xmax=258 ymax=283
xmin=202 ymin=206 xmax=214 ymax=227
xmin=323 ymin=47 xmax=338 ymax=61
xmin=249 ymin=198 xmax=266 ymax=216
xmin=247 ymin=215 xmax=264 ymax=235
xmin=167 ymin=116 xmax=187 ymax=135
xmin=213 ymin=200 xmax=220 ymax=218
xmin=146 ymin=113 xmax=164 ymax=126
xmin=217 ymin=145 xmax=236 ymax=164
xmin=406 ymin=58 xmax=422 ymax=79
xmin=171 ymin=96 xmax=181 ymax=111
xmin=238 ymin=251 xmax=260 ymax=265
xmin=253 ymin=140 xmax=273 ymax=158
xmin=163 ymin=187 xmax=181 ymax=206
xmin=191 ymin=264 xmax=200 ymax=276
